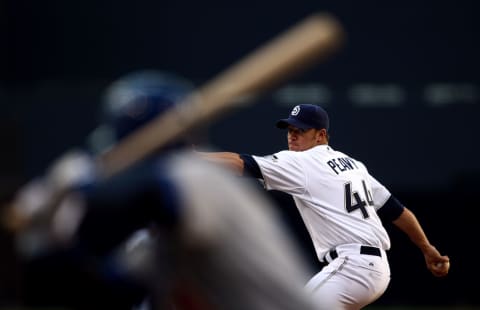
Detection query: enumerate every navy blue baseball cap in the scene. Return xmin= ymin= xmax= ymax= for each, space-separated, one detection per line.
xmin=276 ymin=104 xmax=329 ymax=131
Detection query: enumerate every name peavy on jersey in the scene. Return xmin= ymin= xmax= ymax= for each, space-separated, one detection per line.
xmin=326 ymin=156 xmax=359 ymax=175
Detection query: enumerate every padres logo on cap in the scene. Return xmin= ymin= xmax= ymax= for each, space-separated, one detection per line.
xmin=291 ymin=105 xmax=300 ymax=116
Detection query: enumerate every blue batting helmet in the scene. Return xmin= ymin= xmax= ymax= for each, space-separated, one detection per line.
xmin=101 ymin=69 xmax=195 ymax=142
xmin=87 ymin=70 xmax=195 ymax=155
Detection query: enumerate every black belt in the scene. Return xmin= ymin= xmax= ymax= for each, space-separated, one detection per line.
xmin=326 ymin=245 xmax=381 ymax=262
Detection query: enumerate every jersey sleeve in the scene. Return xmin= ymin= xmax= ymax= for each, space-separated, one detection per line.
xmin=366 ymin=173 xmax=392 ymax=210
xmin=354 ymin=160 xmax=391 ymax=209
xmin=251 ymin=151 xmax=307 ymax=195
xmin=357 ymin=161 xmax=404 ymax=221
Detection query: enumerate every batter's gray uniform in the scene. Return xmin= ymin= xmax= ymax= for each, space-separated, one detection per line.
xmin=252 ymin=145 xmax=392 ymax=309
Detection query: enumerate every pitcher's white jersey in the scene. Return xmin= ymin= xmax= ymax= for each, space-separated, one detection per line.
xmin=252 ymin=144 xmax=391 ymax=261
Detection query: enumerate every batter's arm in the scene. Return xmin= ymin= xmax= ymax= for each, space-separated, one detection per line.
xmin=392 ymin=207 xmax=450 ymax=277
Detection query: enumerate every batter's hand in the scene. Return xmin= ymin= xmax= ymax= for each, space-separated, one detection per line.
xmin=3 ymin=149 xmax=95 ymax=233
xmin=423 ymin=244 xmax=450 ymax=277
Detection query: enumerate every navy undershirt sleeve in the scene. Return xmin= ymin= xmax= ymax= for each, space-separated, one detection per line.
xmin=239 ymin=154 xmax=263 ymax=179
xmin=377 ymin=195 xmax=405 ymax=222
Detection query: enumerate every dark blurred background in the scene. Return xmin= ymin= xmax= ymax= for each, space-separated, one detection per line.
xmin=1 ymin=0 xmax=479 ymax=308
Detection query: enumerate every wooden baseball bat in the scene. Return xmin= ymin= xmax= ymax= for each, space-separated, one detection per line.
xmin=98 ymin=12 xmax=345 ymax=179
